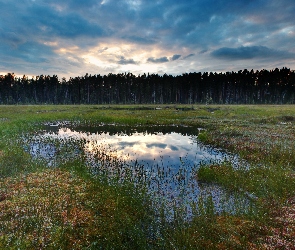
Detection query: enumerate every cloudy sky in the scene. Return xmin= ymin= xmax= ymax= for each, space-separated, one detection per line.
xmin=0 ymin=0 xmax=295 ymax=78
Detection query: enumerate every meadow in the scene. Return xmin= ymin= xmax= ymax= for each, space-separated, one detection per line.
xmin=0 ymin=104 xmax=295 ymax=249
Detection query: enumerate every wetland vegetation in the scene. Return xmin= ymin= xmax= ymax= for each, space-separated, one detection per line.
xmin=0 ymin=104 xmax=295 ymax=249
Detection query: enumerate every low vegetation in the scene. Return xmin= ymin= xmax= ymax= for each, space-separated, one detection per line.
xmin=0 ymin=104 xmax=295 ymax=249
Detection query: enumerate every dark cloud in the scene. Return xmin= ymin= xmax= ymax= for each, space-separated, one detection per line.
xmin=0 ymin=0 xmax=294 ymax=76
xmin=117 ymin=56 xmax=137 ymax=65
xmin=0 ymin=41 xmax=54 ymax=64
xmin=98 ymin=47 xmax=108 ymax=53
xmin=62 ymin=0 xmax=98 ymax=9
xmin=171 ymin=54 xmax=181 ymax=61
xmin=183 ymin=54 xmax=195 ymax=59
xmin=147 ymin=57 xmax=169 ymax=63
xmin=23 ymin=5 xmax=104 ymax=39
xmin=199 ymin=50 xmax=208 ymax=54
xmin=0 ymin=30 xmax=27 ymax=48
xmin=122 ymin=35 xmax=156 ymax=45
xmin=211 ymin=46 xmax=294 ymax=60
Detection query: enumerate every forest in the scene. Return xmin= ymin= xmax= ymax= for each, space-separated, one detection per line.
xmin=0 ymin=67 xmax=294 ymax=104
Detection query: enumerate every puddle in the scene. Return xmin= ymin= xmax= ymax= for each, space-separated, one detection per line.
xmin=25 ymin=124 xmax=250 ymax=220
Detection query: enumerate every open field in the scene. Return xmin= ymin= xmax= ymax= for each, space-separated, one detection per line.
xmin=0 ymin=104 xmax=295 ymax=249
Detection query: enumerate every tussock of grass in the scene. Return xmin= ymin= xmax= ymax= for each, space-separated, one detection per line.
xmin=0 ymin=147 xmax=39 ymax=178
xmin=197 ymin=164 xmax=295 ymax=201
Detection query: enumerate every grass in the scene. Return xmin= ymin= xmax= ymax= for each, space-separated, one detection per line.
xmin=0 ymin=104 xmax=295 ymax=248
xmin=0 ymin=163 xmax=156 ymax=249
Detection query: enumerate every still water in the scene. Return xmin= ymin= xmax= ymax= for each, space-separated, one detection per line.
xmin=27 ymin=124 xmax=248 ymax=220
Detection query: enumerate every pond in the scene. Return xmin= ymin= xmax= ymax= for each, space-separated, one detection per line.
xmin=25 ymin=123 xmax=249 ymax=220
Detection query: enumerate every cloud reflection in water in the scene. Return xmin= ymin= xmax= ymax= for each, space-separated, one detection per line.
xmin=28 ymin=127 xmax=248 ymax=220
xmin=78 ymin=130 xmax=224 ymax=166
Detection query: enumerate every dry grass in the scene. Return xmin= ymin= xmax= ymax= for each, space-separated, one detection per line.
xmin=260 ymin=196 xmax=295 ymax=249
xmin=0 ymin=165 xmax=154 ymax=249
xmin=0 ymin=169 xmax=98 ymax=248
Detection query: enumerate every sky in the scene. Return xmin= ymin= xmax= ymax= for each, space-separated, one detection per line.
xmin=0 ymin=0 xmax=295 ymax=79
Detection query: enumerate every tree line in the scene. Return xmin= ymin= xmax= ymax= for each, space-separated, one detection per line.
xmin=0 ymin=67 xmax=294 ymax=104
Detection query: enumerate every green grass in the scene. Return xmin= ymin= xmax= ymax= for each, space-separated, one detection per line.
xmin=0 ymin=104 xmax=295 ymax=248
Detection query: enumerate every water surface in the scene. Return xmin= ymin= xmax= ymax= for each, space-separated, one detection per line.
xmin=27 ymin=124 xmax=248 ymax=220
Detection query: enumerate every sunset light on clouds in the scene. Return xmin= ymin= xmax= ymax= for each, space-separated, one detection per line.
xmin=0 ymin=0 xmax=294 ymax=78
